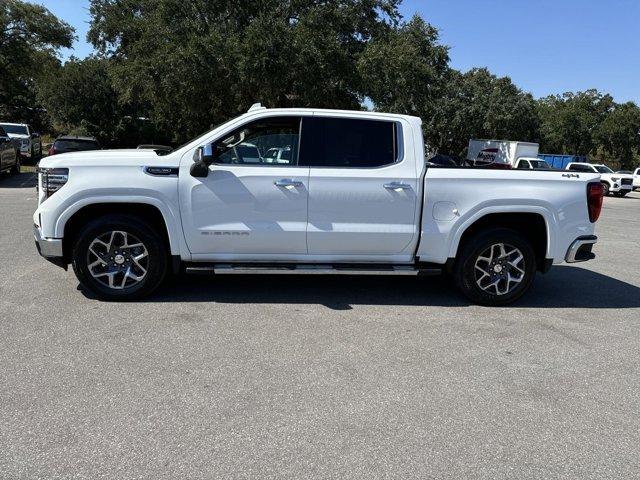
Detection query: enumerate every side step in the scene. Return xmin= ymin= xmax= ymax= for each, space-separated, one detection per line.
xmin=185 ymin=263 xmax=442 ymax=276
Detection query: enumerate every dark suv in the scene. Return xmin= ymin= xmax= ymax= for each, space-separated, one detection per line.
xmin=0 ymin=125 xmax=20 ymax=174
xmin=49 ymin=136 xmax=101 ymax=156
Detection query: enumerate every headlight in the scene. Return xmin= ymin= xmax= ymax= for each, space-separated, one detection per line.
xmin=37 ymin=167 xmax=69 ymax=199
xmin=611 ymin=177 xmax=619 ymax=182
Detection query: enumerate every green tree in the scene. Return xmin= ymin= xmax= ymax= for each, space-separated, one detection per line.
xmin=537 ymin=89 xmax=614 ymax=156
xmin=358 ymin=15 xmax=450 ymax=116
xmin=87 ymin=0 xmax=402 ymax=143
xmin=0 ymin=0 xmax=74 ymax=128
xmin=595 ymin=102 xmax=640 ymax=169
xmin=37 ymin=57 xmax=166 ymax=147
xmin=428 ymin=68 xmax=540 ymax=155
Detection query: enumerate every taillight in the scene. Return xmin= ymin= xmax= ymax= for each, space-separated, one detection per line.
xmin=587 ymin=182 xmax=604 ymax=223
xmin=48 ymin=145 xmax=56 ymax=156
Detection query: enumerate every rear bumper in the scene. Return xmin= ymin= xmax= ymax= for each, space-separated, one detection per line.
xmin=565 ymin=235 xmax=597 ymax=263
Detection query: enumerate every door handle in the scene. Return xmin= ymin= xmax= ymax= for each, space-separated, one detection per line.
xmin=275 ymin=179 xmax=303 ymax=188
xmin=384 ymin=182 xmax=412 ymax=190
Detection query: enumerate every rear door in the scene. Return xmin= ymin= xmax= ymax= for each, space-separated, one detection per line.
xmin=303 ymin=115 xmax=419 ymax=259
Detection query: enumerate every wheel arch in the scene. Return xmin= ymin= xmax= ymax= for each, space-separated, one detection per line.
xmin=59 ymin=200 xmax=180 ymax=263
xmin=449 ymin=211 xmax=550 ymax=272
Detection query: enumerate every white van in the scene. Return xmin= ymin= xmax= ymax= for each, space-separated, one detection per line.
xmin=467 ymin=140 xmax=539 ymax=168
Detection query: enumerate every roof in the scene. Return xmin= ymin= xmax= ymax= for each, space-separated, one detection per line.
xmin=0 ymin=122 xmax=27 ymax=126
xmin=243 ymin=105 xmax=421 ymax=123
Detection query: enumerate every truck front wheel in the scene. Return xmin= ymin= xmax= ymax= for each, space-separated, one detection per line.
xmin=72 ymin=214 xmax=168 ymax=301
xmin=454 ymin=228 xmax=537 ymax=306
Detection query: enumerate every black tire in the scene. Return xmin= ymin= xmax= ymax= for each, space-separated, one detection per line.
xmin=454 ymin=228 xmax=537 ymax=306
xmin=72 ymin=214 xmax=168 ymax=301
xmin=616 ymin=192 xmax=627 ymax=197
xmin=602 ymin=182 xmax=610 ymax=196
xmin=10 ymin=154 xmax=20 ymax=174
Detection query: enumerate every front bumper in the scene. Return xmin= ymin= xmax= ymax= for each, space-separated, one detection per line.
xmin=565 ymin=235 xmax=597 ymax=263
xmin=34 ymin=224 xmax=63 ymax=258
xmin=610 ymin=183 xmax=632 ymax=192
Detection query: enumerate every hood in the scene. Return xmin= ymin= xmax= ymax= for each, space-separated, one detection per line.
xmin=39 ymin=148 xmax=179 ymax=169
xmin=7 ymin=133 xmax=29 ymax=140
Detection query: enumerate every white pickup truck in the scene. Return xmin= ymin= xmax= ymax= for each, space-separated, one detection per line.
xmin=33 ymin=106 xmax=604 ymax=306
xmin=0 ymin=123 xmax=42 ymax=160
xmin=566 ymin=162 xmax=634 ymax=196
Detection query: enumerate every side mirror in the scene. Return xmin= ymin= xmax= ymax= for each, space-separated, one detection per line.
xmin=190 ymin=144 xmax=216 ymax=178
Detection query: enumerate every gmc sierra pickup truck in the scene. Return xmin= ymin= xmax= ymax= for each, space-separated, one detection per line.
xmin=34 ymin=105 xmax=603 ymax=306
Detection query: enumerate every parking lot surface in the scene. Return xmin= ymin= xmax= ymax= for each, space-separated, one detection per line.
xmin=1 ymin=172 xmax=640 ymax=479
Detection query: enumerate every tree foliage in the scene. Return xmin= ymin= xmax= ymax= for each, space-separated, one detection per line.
xmin=87 ymin=0 xmax=402 ymax=142
xmin=36 ymin=57 xmax=163 ymax=147
xmin=0 ymin=0 xmax=74 ymax=128
xmin=4 ymin=0 xmax=637 ymax=168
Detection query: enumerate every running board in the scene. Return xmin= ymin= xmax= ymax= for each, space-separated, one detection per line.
xmin=185 ymin=263 xmax=442 ymax=276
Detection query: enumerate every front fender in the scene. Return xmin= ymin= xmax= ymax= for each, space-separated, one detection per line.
xmin=53 ymin=194 xmax=183 ymax=256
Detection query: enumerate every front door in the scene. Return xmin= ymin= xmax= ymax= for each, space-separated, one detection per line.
xmin=180 ymin=116 xmax=310 ymax=259
xmin=304 ymin=116 xmax=419 ymax=258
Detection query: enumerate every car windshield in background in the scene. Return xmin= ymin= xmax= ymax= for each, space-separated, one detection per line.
xmin=0 ymin=124 xmax=28 ymax=135
xmin=530 ymin=160 xmax=550 ymax=169
xmin=54 ymin=140 xmax=100 ymax=151
xmin=595 ymin=166 xmax=614 ymax=174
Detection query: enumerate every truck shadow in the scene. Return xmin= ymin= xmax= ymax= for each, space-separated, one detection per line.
xmin=0 ymin=172 xmax=37 ymax=188
xmin=130 ymin=265 xmax=640 ymax=310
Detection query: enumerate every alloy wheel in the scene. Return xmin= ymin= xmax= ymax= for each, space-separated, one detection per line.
xmin=86 ymin=231 xmax=149 ymax=290
xmin=474 ymin=243 xmax=525 ymax=296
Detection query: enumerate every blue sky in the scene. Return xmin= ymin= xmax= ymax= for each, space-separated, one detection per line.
xmin=38 ymin=0 xmax=640 ymax=103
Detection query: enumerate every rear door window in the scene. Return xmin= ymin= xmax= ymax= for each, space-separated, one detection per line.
xmin=304 ymin=117 xmax=398 ymax=168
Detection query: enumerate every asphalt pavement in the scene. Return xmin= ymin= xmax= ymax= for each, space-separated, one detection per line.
xmin=1 ymin=171 xmax=639 ymax=479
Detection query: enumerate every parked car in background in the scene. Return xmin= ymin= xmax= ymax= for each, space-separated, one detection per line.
xmin=427 ymin=153 xmax=460 ymax=167
xmin=0 ymin=123 xmax=41 ymax=161
xmin=0 ymin=125 xmax=20 ymax=174
xmin=467 ymin=139 xmax=539 ymax=168
xmin=566 ymin=162 xmax=633 ymax=196
xmin=48 ymin=136 xmax=101 ymax=156
xmin=616 ymin=170 xmax=640 ymax=191
xmin=137 ymin=144 xmax=173 ymax=155
xmin=34 ymin=105 xmax=603 ymax=306
xmin=264 ymin=146 xmax=293 ymax=164
xmin=514 ymin=158 xmax=552 ymax=170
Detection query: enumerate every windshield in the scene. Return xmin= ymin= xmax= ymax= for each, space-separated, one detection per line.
xmin=54 ymin=139 xmax=100 ymax=151
xmin=530 ymin=160 xmax=550 ymax=169
xmin=595 ymin=166 xmax=613 ymax=174
xmin=0 ymin=124 xmax=27 ymax=135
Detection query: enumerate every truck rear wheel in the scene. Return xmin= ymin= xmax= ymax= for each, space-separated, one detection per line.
xmin=454 ymin=228 xmax=537 ymax=306
xmin=72 ymin=214 xmax=167 ymax=301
